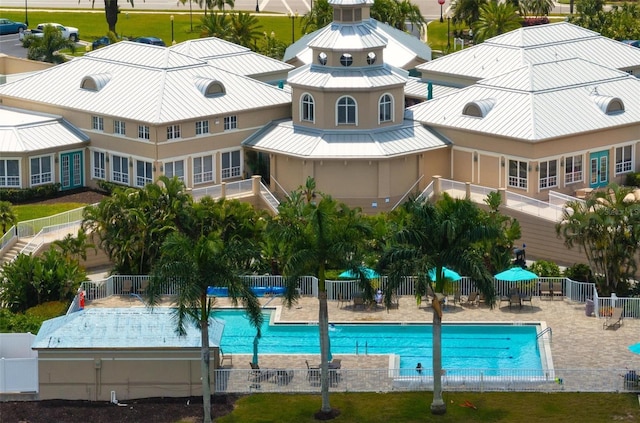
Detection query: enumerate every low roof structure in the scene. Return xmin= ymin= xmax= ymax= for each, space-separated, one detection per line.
xmin=32 ymin=308 xmax=225 ymax=350
xmin=0 ymin=107 xmax=88 ymax=152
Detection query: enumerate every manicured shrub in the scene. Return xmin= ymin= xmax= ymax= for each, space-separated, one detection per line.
xmin=564 ymin=263 xmax=593 ymax=282
xmin=529 ymin=260 xmax=561 ymax=277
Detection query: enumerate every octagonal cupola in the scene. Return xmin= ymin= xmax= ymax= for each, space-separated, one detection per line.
xmin=331 ymin=0 xmax=373 ymax=23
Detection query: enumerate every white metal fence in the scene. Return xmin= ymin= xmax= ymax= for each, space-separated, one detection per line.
xmin=213 ymin=367 xmax=640 ymax=394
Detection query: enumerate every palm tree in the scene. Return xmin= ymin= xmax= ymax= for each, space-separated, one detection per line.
xmin=200 ymin=12 xmax=230 ymax=39
xmin=452 ymin=0 xmax=488 ymax=28
xmin=148 ymin=231 xmax=263 ymax=423
xmin=378 ymin=195 xmax=497 ymax=415
xmin=52 ymin=228 xmax=96 ymax=264
xmin=473 ymin=1 xmax=522 ymax=44
xmin=270 ymin=180 xmax=372 ymax=418
xmin=0 ymin=200 xmax=17 ymax=234
xmin=301 ymin=0 xmax=333 ymax=33
xmin=25 ymin=25 xmax=76 ymax=64
xmin=85 ymin=0 xmax=135 ymax=34
xmin=229 ymin=12 xmax=262 ymax=48
xmin=371 ymin=0 xmax=426 ymax=31
xmin=556 ymin=184 xmax=640 ymax=295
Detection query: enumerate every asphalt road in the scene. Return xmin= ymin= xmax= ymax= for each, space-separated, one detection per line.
xmin=0 ymin=0 xmax=451 ymax=20
xmin=0 ymin=33 xmax=26 ymax=58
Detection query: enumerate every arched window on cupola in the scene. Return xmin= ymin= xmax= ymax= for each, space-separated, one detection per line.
xmin=301 ymin=93 xmax=315 ymax=123
xmin=336 ymin=96 xmax=357 ymax=125
xmin=379 ymin=94 xmax=393 ymax=123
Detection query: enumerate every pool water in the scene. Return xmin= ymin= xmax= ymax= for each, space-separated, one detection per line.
xmin=215 ymin=310 xmax=543 ymax=375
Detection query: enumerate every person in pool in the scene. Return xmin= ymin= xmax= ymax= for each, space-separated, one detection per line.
xmin=416 ymin=362 xmax=423 ymax=375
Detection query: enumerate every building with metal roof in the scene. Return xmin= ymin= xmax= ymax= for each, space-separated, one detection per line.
xmin=32 ymin=308 xmax=225 ymax=401
xmin=170 ymin=37 xmax=294 ymax=84
xmin=417 ymin=22 xmax=640 ymax=88
xmin=0 ymin=41 xmax=291 ymax=192
xmin=283 ymin=0 xmax=431 ymax=72
xmin=408 ymin=57 xmax=640 ymax=198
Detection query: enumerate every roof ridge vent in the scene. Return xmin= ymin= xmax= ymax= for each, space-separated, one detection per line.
xmin=462 ymin=98 xmax=496 ymax=118
xmin=80 ymin=73 xmax=112 ymax=91
xmin=193 ymin=76 xmax=226 ymax=97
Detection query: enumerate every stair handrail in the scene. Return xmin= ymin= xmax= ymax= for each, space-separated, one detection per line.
xmin=0 ymin=225 xmax=17 ymax=253
xmin=17 ymin=220 xmax=83 ymax=259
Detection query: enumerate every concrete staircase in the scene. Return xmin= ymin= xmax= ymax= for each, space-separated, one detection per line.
xmin=0 ymin=239 xmax=30 ymax=266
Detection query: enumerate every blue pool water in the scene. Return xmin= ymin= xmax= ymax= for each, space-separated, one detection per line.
xmin=215 ymin=310 xmax=543 ymax=375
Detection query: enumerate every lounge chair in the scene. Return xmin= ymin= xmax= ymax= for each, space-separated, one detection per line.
xmin=509 ymin=294 xmax=522 ymax=310
xmin=305 ymin=360 xmax=320 ymax=384
xmin=539 ymin=282 xmax=551 ymax=299
xmin=137 ymin=280 xmax=149 ymax=295
xmin=353 ymin=296 xmax=365 ymax=310
xmin=551 ymin=281 xmax=564 ymax=300
xmin=521 ymin=293 xmax=532 ymax=308
xmin=452 ymin=291 xmax=462 ymax=306
xmin=464 ymin=291 xmax=479 ymax=306
xmin=248 ymin=362 xmax=275 ymax=382
xmin=603 ymin=307 xmax=624 ymax=330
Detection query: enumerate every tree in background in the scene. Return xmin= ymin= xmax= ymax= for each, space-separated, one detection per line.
xmin=480 ymin=191 xmax=521 ymax=274
xmin=0 ymin=200 xmax=17 ymax=234
xmin=473 ymin=0 xmax=522 ymax=43
xmin=24 ymin=25 xmax=76 ymax=64
xmin=84 ymin=0 xmax=141 ymax=34
xmin=371 ymin=0 xmax=426 ymax=32
xmin=301 ymin=0 xmax=333 ymax=33
xmin=378 ymin=195 xmax=497 ymax=415
xmin=257 ymin=31 xmax=288 ymax=60
xmin=452 ymin=0 xmax=488 ymax=28
xmin=268 ymin=178 xmax=372 ymax=418
xmin=229 ymin=12 xmax=263 ymax=48
xmin=519 ymin=0 xmax=554 ymax=18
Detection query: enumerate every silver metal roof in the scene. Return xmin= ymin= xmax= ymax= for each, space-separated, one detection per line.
xmin=170 ymin=37 xmax=294 ymax=77
xmin=417 ymin=22 xmax=640 ymax=81
xmin=284 ymin=19 xmax=431 ymax=70
xmin=408 ymin=58 xmax=640 ymax=141
xmin=404 ymin=77 xmax=460 ymax=100
xmin=242 ymin=119 xmax=449 ymax=159
xmin=287 ymin=63 xmax=407 ymax=89
xmin=329 ymin=0 xmax=374 ymax=5
xmin=0 ymin=42 xmax=291 ymax=124
xmin=308 ymin=23 xmax=388 ymax=50
xmin=0 ymin=107 xmax=88 ymax=153
xmin=32 ymin=308 xmax=225 ymax=349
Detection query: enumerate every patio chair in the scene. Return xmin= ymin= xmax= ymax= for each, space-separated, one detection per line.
xmin=248 ymin=362 xmax=275 ymax=382
xmin=122 ymin=280 xmax=132 ymax=297
xmin=464 ymin=291 xmax=479 ymax=306
xmin=337 ymin=293 xmax=345 ymax=308
xmin=551 ymin=281 xmax=564 ymax=300
xmin=603 ymin=307 xmax=624 ymax=330
xmin=305 ymin=360 xmax=320 ymax=384
xmin=353 ymin=296 xmax=365 ymax=310
xmin=521 ymin=293 xmax=533 ymax=308
xmin=452 ymin=291 xmax=462 ymax=306
xmin=509 ymin=294 xmax=522 ymax=310
xmin=539 ymin=282 xmax=551 ymax=299
xmin=137 ymin=280 xmax=149 ymax=295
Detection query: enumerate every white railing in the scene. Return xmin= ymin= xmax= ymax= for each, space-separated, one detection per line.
xmin=469 ymin=183 xmax=496 ymax=200
xmin=191 ymin=179 xmax=254 ymax=201
xmin=0 ymin=333 xmax=38 ymax=394
xmin=392 ymin=175 xmax=424 ymax=210
xmin=439 ymin=179 xmax=467 ymax=198
xmin=549 ymin=190 xmax=585 ymax=208
xmin=260 ymin=182 xmax=280 ymax=214
xmin=17 ymin=205 xmax=88 ymax=238
xmin=414 ymin=180 xmax=434 ymax=204
xmin=18 ymin=221 xmax=82 ymax=258
xmin=0 ymin=225 xmax=16 ymax=253
xmin=212 ymin=367 xmax=639 ymax=394
xmin=504 ymin=190 xmax=566 ymax=222
xmin=225 ymin=179 xmax=254 ymax=197
xmin=270 ymin=175 xmax=291 ymax=200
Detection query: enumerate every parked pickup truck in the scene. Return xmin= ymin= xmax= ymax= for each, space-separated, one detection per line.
xmin=21 ymin=23 xmax=79 ymax=42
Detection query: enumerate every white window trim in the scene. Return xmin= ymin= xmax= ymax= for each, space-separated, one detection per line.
xmin=0 ymin=157 xmax=21 ymax=188
xmin=615 ymin=145 xmax=633 ymax=175
xmin=134 ymin=159 xmax=154 ymax=187
xmin=378 ymin=93 xmax=394 ymax=124
xmin=335 ymin=95 xmax=358 ymax=126
xmin=507 ymin=159 xmax=528 ymax=190
xmin=138 ymin=124 xmax=150 ymax=141
xmin=538 ymin=159 xmax=558 ymax=190
xmin=113 ymin=120 xmax=126 ymax=136
xmin=91 ymin=150 xmax=107 ymax=180
xmin=167 ymin=124 xmax=181 ymax=140
xmin=111 ymin=154 xmax=130 ymax=185
xmin=223 ymin=115 xmax=238 ymax=131
xmin=92 ymin=116 xmax=104 ymax=132
xmin=564 ymin=154 xmax=583 ymax=185
xmin=163 ymin=159 xmax=186 ymax=182
xmin=195 ymin=120 xmax=210 ymax=136
xmin=221 ymin=149 xmax=242 ymax=180
xmin=29 ymin=154 xmax=53 ymax=187
xmin=300 ymin=93 xmax=315 ymax=123
xmin=193 ymin=154 xmax=215 ymax=185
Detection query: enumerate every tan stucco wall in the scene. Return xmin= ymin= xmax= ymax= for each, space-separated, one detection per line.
xmin=37 ymin=349 xmax=219 ymax=401
xmin=0 ymin=55 xmax=53 ymax=75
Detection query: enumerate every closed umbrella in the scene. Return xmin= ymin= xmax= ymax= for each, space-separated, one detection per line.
xmin=494 ymin=267 xmax=538 ymax=281
xmin=428 ymin=267 xmax=461 ymax=282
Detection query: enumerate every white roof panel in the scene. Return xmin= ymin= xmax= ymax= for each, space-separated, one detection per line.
xmin=287 ymin=64 xmax=407 ymax=89
xmin=243 ymin=119 xmax=448 ymax=159
xmin=408 ymin=58 xmax=640 ymax=141
xmin=0 ymin=43 xmax=291 ymax=124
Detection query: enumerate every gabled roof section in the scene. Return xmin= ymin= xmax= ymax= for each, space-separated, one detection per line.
xmin=407 ymin=58 xmax=640 ymax=141
xmin=32 ymin=308 xmax=225 ymax=349
xmin=287 ymin=62 xmax=408 ymax=89
xmin=243 ymin=118 xmax=448 ymax=159
xmin=0 ymin=107 xmax=88 ymax=153
xmin=0 ymin=42 xmax=292 ymax=124
xmin=308 ymin=22 xmax=388 ymax=50
xmin=170 ymin=37 xmax=293 ymax=77
xmin=284 ymin=19 xmax=431 ymax=70
xmin=417 ymin=22 xmax=640 ymax=82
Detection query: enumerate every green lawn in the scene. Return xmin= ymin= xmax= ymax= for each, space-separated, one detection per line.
xmin=13 ymin=203 xmax=86 ymax=222
xmin=217 ymin=392 xmax=640 ymax=423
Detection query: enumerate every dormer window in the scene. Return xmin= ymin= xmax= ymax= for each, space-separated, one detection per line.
xmin=462 ymin=98 xmax=496 ymax=118
xmin=340 ymin=53 xmax=353 ymax=67
xmin=318 ymin=52 xmax=327 ymax=65
xmin=194 ymin=77 xmax=226 ymax=98
xmin=80 ymin=73 xmax=111 ymax=91
xmin=367 ymin=52 xmax=376 ymax=65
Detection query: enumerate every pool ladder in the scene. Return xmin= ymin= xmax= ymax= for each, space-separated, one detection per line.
xmin=355 ymin=341 xmax=369 ymax=356
xmin=536 ymin=327 xmax=552 ymax=342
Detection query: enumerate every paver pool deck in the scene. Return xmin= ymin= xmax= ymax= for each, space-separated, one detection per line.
xmin=88 ymin=294 xmax=640 ymax=376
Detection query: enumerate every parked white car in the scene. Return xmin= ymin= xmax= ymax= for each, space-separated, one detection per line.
xmin=30 ymin=23 xmax=80 ymax=42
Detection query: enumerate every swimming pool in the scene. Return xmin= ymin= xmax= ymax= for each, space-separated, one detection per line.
xmin=215 ymin=309 xmax=547 ymax=376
